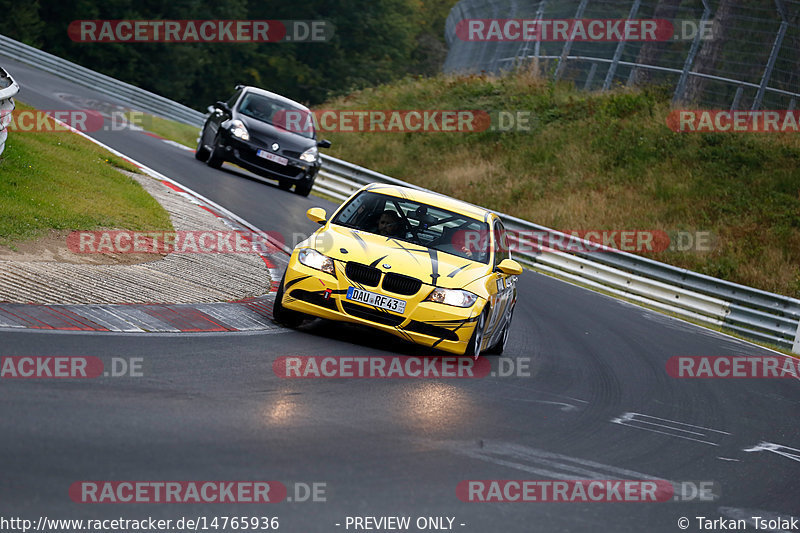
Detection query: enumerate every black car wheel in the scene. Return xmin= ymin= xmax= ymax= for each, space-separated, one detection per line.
xmin=294 ymin=176 xmax=314 ymax=197
xmin=464 ymin=307 xmax=488 ymax=358
xmin=278 ymin=179 xmax=293 ymax=191
xmin=206 ymin=133 xmax=225 ymax=169
xmin=485 ymin=308 xmax=513 ymax=355
xmin=272 ymin=272 xmax=305 ymax=328
xmin=195 ymin=125 xmax=211 ymax=160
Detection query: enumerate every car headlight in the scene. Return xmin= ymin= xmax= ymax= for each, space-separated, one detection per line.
xmin=228 ymin=119 xmax=249 ymax=140
xmin=424 ymin=288 xmax=479 ymax=308
xmin=299 ymin=146 xmax=318 ymax=163
xmin=297 ymin=248 xmax=334 ymax=275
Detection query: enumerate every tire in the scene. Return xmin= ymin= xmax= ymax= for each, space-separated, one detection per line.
xmin=485 ymin=321 xmax=509 ymax=355
xmin=485 ymin=307 xmax=514 ymax=355
xmin=205 ymin=133 xmax=225 ymax=169
xmin=294 ymin=176 xmax=314 ymax=197
xmin=464 ymin=307 xmax=488 ymax=358
xmin=272 ymin=272 xmax=305 ymax=328
xmin=195 ymin=125 xmax=211 ymax=160
xmin=278 ymin=179 xmax=293 ymax=191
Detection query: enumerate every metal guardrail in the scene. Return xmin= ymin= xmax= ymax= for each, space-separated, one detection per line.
xmin=2 ymin=34 xmax=798 ymax=352
xmin=0 ymin=66 xmax=20 ymax=156
xmin=0 ymin=34 xmax=205 ymax=127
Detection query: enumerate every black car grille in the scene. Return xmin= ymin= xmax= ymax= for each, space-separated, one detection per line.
xmin=289 ymin=289 xmax=337 ymax=310
xmin=345 ymin=262 xmax=381 ymax=287
xmin=404 ymin=321 xmax=459 ymax=341
xmin=341 ymin=302 xmax=404 ymax=326
xmin=382 ymin=273 xmax=422 ymax=296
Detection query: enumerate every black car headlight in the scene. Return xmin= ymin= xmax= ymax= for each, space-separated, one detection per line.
xmin=298 ymin=248 xmax=334 ymax=275
xmin=228 ymin=119 xmax=249 ymax=141
xmin=299 ymin=146 xmax=318 ymax=163
xmin=424 ymin=288 xmax=478 ymax=308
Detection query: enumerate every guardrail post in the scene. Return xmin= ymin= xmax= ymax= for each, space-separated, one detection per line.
xmin=554 ymin=0 xmax=589 ymax=81
xmin=604 ymin=0 xmax=641 ymax=90
xmin=793 ymin=320 xmax=800 ymax=354
xmin=752 ymin=0 xmax=789 ymax=110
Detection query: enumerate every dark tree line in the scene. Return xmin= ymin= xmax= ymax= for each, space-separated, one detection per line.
xmin=0 ymin=0 xmax=454 ymax=108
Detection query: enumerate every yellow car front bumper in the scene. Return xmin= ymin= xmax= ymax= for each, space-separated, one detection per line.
xmin=280 ymin=256 xmax=482 ymax=355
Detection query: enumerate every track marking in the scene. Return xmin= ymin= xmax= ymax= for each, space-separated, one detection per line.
xmin=610 ymin=412 xmax=730 ymax=446
xmin=743 ymin=442 xmax=800 ymax=463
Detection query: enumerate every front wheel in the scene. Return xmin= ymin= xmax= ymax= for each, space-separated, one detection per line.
xmin=464 ymin=307 xmax=487 ymax=359
xmin=195 ymin=125 xmax=211 ymax=160
xmin=485 ymin=318 xmax=510 ymax=355
xmin=272 ymin=272 xmax=305 ymax=328
xmin=294 ymin=176 xmax=314 ymax=197
xmin=205 ymin=133 xmax=225 ymax=169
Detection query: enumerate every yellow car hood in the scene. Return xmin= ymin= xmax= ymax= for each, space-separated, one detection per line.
xmin=313 ymin=225 xmax=489 ymax=289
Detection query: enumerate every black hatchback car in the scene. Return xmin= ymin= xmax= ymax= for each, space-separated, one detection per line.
xmin=196 ymin=86 xmax=331 ymax=196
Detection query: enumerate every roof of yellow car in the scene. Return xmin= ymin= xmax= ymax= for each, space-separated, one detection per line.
xmin=362 ymin=183 xmax=493 ymax=221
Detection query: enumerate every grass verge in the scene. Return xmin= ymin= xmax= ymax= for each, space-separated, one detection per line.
xmin=0 ymin=101 xmax=173 ymax=248
xmin=130 ymin=110 xmax=199 ymax=149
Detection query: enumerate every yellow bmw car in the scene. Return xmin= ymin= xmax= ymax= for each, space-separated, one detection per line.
xmin=272 ymin=183 xmax=523 ymax=357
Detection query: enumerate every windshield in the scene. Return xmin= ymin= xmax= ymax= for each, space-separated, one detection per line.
xmin=237 ymin=93 xmax=315 ymax=139
xmin=332 ymin=191 xmax=491 ymax=264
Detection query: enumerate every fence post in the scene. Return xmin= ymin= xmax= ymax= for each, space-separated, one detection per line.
xmin=533 ymin=0 xmax=548 ymax=64
xmin=729 ymin=85 xmax=744 ymax=111
xmin=752 ymin=0 xmax=789 ymax=110
xmin=604 ymin=0 xmax=642 ymax=90
xmin=673 ymin=0 xmax=711 ymax=105
xmin=584 ymin=62 xmax=598 ymax=90
xmin=554 ymin=0 xmax=589 ymax=81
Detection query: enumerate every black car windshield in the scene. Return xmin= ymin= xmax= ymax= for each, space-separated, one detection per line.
xmin=237 ymin=93 xmax=315 ymax=139
xmin=332 ymin=191 xmax=491 ymax=264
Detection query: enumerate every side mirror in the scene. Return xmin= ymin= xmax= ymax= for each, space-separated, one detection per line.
xmin=317 ymin=139 xmax=332 ymax=149
xmin=206 ymin=105 xmax=215 ymax=114
xmin=306 ymin=207 xmax=327 ymax=225
xmin=496 ymin=258 xmax=523 ymax=276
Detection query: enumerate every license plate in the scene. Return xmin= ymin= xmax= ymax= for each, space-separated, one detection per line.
xmin=346 ymin=286 xmax=406 ymax=314
xmin=256 ymin=149 xmax=288 ymax=166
